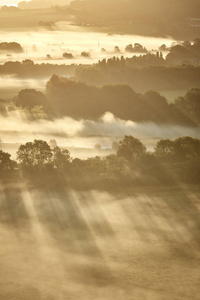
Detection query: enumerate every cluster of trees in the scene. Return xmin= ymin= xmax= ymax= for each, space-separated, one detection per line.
xmin=14 ymin=89 xmax=48 ymax=112
xmin=0 ymin=150 xmax=16 ymax=171
xmin=75 ymin=57 xmax=200 ymax=91
xmin=0 ymin=60 xmax=76 ymax=79
xmin=0 ymin=140 xmax=71 ymax=172
xmin=1 ymin=136 xmax=200 ymax=185
xmin=10 ymin=78 xmax=200 ymax=125
xmin=0 ymin=42 xmax=23 ymax=53
xmin=1 ymin=75 xmax=198 ymax=125
xmin=16 ymin=140 xmax=70 ymax=169
xmin=166 ymin=39 xmax=200 ymax=64
xmin=44 ymin=76 xmax=200 ymax=126
xmin=125 ymin=43 xmax=148 ymax=54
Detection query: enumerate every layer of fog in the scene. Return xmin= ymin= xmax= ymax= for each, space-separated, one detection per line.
xmin=0 ymin=75 xmax=46 ymax=91
xmin=0 ymin=25 xmax=174 ymax=65
xmin=1 ymin=112 xmax=200 ymax=159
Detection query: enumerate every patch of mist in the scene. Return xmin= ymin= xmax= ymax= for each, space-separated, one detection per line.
xmin=1 ymin=112 xmax=200 ymax=158
xmin=0 ymin=75 xmax=46 ymax=91
xmin=0 ymin=28 xmax=173 ymax=65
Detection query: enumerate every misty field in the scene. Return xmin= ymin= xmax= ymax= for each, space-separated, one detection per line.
xmin=1 ymin=0 xmax=200 ymax=299
xmin=0 ymin=184 xmax=200 ymax=300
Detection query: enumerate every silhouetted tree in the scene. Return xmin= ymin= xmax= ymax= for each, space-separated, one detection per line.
xmin=117 ymin=136 xmax=147 ymax=162
xmin=81 ymin=51 xmax=91 ymax=58
xmin=125 ymin=43 xmax=148 ymax=53
xmin=0 ymin=150 xmax=15 ymax=171
xmin=63 ymin=52 xmax=74 ymax=59
xmin=174 ymin=137 xmax=200 ymax=161
xmin=52 ymin=147 xmax=71 ymax=169
xmin=17 ymin=140 xmax=52 ymax=168
xmin=155 ymin=139 xmax=175 ymax=161
xmin=105 ymin=154 xmax=128 ymax=177
xmin=174 ymin=89 xmax=200 ymax=125
xmin=155 ymin=136 xmax=200 ymax=162
xmin=15 ymin=89 xmax=47 ymax=112
xmin=0 ymin=42 xmax=23 ymax=53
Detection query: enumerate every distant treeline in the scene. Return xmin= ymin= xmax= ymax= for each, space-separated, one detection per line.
xmin=1 ymin=39 xmax=200 ymax=82
xmin=0 ymin=60 xmax=76 ymax=78
xmin=75 ymin=58 xmax=200 ymax=92
xmin=1 ymin=136 xmax=200 ymax=186
xmin=0 ymin=42 xmax=23 ymax=53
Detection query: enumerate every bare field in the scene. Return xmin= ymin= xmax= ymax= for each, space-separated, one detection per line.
xmin=0 ymin=185 xmax=200 ymax=299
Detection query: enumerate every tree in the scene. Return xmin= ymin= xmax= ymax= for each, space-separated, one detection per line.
xmin=173 ymin=137 xmax=200 ymax=161
xmin=63 ymin=52 xmax=74 ymax=59
xmin=0 ymin=150 xmax=15 ymax=171
xmin=106 ymin=154 xmax=128 ymax=177
xmin=17 ymin=140 xmax=52 ymax=168
xmin=15 ymin=89 xmax=47 ymax=112
xmin=173 ymin=89 xmax=200 ymax=125
xmin=125 ymin=43 xmax=148 ymax=53
xmin=52 ymin=147 xmax=71 ymax=169
xmin=155 ymin=139 xmax=175 ymax=159
xmin=86 ymin=156 xmax=106 ymax=174
xmin=0 ymin=42 xmax=23 ymax=53
xmin=117 ymin=136 xmax=147 ymax=162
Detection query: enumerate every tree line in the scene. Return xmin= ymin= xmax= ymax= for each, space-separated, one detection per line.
xmin=45 ymin=76 xmax=200 ymax=126
xmin=75 ymin=58 xmax=200 ymax=91
xmin=1 ymin=136 xmax=200 ymax=185
xmin=0 ymin=60 xmax=76 ymax=79
xmin=5 ymin=77 xmax=199 ymax=126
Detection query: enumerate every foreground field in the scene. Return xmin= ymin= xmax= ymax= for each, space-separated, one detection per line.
xmin=0 ymin=184 xmax=200 ymax=299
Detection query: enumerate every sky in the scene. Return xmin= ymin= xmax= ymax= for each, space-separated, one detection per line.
xmin=0 ymin=0 xmax=28 ymax=5
xmin=0 ymin=0 xmax=69 ymax=6
xmin=0 ymin=0 xmax=70 ymax=6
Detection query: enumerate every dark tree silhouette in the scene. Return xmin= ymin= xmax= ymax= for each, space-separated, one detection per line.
xmin=174 ymin=137 xmax=200 ymax=161
xmin=0 ymin=150 xmax=15 ymax=171
xmin=155 ymin=139 xmax=175 ymax=161
xmin=117 ymin=136 xmax=147 ymax=162
xmin=105 ymin=154 xmax=128 ymax=177
xmin=17 ymin=140 xmax=52 ymax=167
xmin=52 ymin=147 xmax=71 ymax=169
xmin=15 ymin=89 xmax=47 ymax=111
xmin=155 ymin=137 xmax=200 ymax=162
xmin=125 ymin=43 xmax=148 ymax=53
xmin=0 ymin=42 xmax=23 ymax=53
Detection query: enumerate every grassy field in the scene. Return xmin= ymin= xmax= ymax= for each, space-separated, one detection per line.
xmin=0 ymin=183 xmax=200 ymax=299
